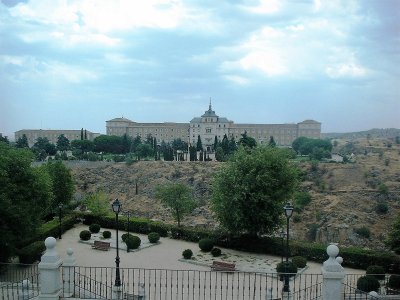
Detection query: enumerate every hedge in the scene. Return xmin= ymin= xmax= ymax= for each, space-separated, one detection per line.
xmin=18 ymin=241 xmax=46 ymax=264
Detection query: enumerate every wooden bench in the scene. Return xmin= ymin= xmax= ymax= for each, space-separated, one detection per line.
xmin=92 ymin=240 xmax=110 ymax=251
xmin=211 ymin=261 xmax=236 ymax=272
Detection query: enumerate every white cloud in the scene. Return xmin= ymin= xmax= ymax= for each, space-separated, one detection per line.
xmin=240 ymin=0 xmax=282 ymax=14
xmin=239 ymin=51 xmax=287 ymax=76
xmin=223 ymin=75 xmax=250 ymax=85
xmin=325 ymin=63 xmax=368 ymax=78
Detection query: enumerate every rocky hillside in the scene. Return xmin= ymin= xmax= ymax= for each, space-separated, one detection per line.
xmin=68 ymin=137 xmax=400 ymax=251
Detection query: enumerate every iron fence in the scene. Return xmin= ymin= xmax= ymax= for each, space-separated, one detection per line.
xmin=0 ymin=263 xmax=39 ymax=300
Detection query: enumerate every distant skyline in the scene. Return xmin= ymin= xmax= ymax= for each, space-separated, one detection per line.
xmin=1 ymin=0 xmax=399 ymax=140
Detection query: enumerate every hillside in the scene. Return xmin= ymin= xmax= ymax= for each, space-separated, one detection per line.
xmin=68 ymin=137 xmax=400 ymax=251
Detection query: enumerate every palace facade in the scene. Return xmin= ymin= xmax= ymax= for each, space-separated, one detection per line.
xmin=15 ymin=129 xmax=100 ymax=147
xmin=106 ymin=104 xmax=321 ymax=151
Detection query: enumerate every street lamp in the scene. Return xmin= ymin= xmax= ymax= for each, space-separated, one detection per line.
xmin=112 ymin=199 xmax=122 ymax=287
xmin=283 ymin=202 xmax=294 ymax=294
xmin=280 ymin=230 xmax=286 ymax=263
xmin=58 ymin=203 xmax=63 ymax=239
xmin=125 ymin=211 xmax=132 ymax=253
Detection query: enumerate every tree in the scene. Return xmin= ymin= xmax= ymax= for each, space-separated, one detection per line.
xmin=93 ymin=135 xmax=124 ymax=154
xmin=136 ymin=143 xmax=153 ymax=160
xmin=292 ymin=137 xmax=332 ymax=158
xmin=80 ymin=128 xmax=84 ymax=140
xmin=213 ymin=136 xmax=219 ymax=151
xmin=268 ymin=136 xmax=276 ymax=147
xmin=16 ymin=134 xmax=29 ymax=148
xmin=0 ymin=135 xmax=9 ymax=144
xmin=196 ymin=135 xmax=203 ymax=151
xmin=386 ymin=214 xmax=400 ymax=254
xmin=215 ymin=146 xmax=225 ymax=162
xmin=221 ymin=134 xmax=229 ymax=154
xmin=228 ymin=136 xmax=237 ymax=153
xmin=189 ymin=146 xmax=197 ymax=161
xmin=211 ymin=147 xmax=298 ymax=237
xmin=45 ymin=161 xmax=74 ymax=210
xmin=56 ymin=134 xmax=70 ymax=152
xmin=155 ymin=182 xmax=196 ymax=227
xmin=83 ymin=191 xmax=109 ymax=215
xmin=71 ymin=139 xmax=94 ymax=153
xmin=238 ymin=131 xmax=257 ymax=149
xmin=33 ymin=137 xmax=56 ymax=159
xmin=0 ymin=143 xmax=53 ymax=262
xmin=131 ymin=135 xmax=142 ymax=152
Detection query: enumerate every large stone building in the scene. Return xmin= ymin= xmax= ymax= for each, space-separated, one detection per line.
xmin=106 ymin=103 xmax=321 ymax=151
xmin=15 ymin=129 xmax=100 ymax=147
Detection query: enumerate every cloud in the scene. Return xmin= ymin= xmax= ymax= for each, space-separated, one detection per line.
xmin=240 ymin=0 xmax=282 ymax=14
xmin=325 ymin=63 xmax=368 ymax=79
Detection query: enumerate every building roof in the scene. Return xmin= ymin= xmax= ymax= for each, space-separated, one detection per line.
xmin=298 ymin=119 xmax=321 ymax=124
xmin=106 ymin=117 xmax=134 ymax=123
xmin=201 ymin=102 xmax=219 ymax=118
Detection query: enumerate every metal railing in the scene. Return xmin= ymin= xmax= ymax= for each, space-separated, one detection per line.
xmin=0 ymin=263 xmax=39 ymax=300
xmin=61 ymin=266 xmax=324 ymax=300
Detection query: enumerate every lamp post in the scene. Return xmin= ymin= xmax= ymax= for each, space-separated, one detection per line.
xmin=283 ymin=202 xmax=294 ymax=295
xmin=125 ymin=211 xmax=132 ymax=253
xmin=58 ymin=203 xmax=63 ymax=239
xmin=112 ymin=199 xmax=122 ymax=288
xmin=280 ymin=230 xmax=285 ymax=263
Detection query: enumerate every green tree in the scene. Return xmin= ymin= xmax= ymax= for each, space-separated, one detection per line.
xmin=16 ymin=134 xmax=29 ymax=148
xmin=0 ymin=143 xmax=53 ymax=262
xmin=189 ymin=146 xmax=197 ymax=161
xmin=196 ymin=135 xmax=203 ymax=151
xmin=56 ymin=134 xmax=70 ymax=152
xmin=211 ymin=147 xmax=298 ymax=237
xmin=80 ymin=128 xmax=84 ymax=140
xmin=268 ymin=136 xmax=276 ymax=147
xmin=84 ymin=191 xmax=109 ymax=215
xmin=45 ymin=161 xmax=74 ymax=210
xmin=228 ymin=136 xmax=237 ymax=153
xmin=122 ymin=133 xmax=132 ymax=153
xmin=238 ymin=131 xmax=257 ymax=149
xmin=155 ymin=182 xmax=196 ymax=227
xmin=93 ymin=135 xmax=124 ymax=154
xmin=386 ymin=214 xmax=400 ymax=254
xmin=71 ymin=139 xmax=94 ymax=153
xmin=131 ymin=135 xmax=142 ymax=152
xmin=213 ymin=136 xmax=219 ymax=151
xmin=0 ymin=135 xmax=9 ymax=144
xmin=215 ymin=146 xmax=225 ymax=162
xmin=33 ymin=137 xmax=56 ymax=159
xmin=136 ymin=143 xmax=153 ymax=160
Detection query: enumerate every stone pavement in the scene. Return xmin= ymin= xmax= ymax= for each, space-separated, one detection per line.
xmin=55 ymin=224 xmax=364 ymax=275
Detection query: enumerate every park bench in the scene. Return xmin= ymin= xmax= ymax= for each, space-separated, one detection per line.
xmin=211 ymin=261 xmax=236 ymax=272
xmin=92 ymin=240 xmax=110 ymax=251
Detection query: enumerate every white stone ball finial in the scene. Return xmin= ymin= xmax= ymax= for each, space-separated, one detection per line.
xmin=67 ymin=248 xmax=74 ymax=256
xmin=369 ymin=291 xmax=379 ymax=297
xmin=336 ymin=256 xmax=343 ymax=265
xmin=45 ymin=237 xmax=56 ymax=250
xmin=327 ymin=244 xmax=339 ymax=258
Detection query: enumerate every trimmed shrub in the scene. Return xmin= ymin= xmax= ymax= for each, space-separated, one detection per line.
xmin=199 ymin=238 xmax=214 ymax=252
xmin=126 ymin=235 xmax=141 ymax=250
xmin=121 ymin=233 xmax=131 ymax=243
xmin=182 ymin=249 xmax=193 ymax=259
xmin=292 ymin=256 xmax=307 ymax=269
xmin=148 ymin=232 xmax=160 ymax=244
xmin=89 ymin=223 xmax=101 ymax=233
xmin=366 ymin=265 xmax=385 ymax=281
xmin=211 ymin=247 xmax=222 ymax=257
xmin=276 ymin=261 xmax=297 ymax=278
xmin=103 ymin=231 xmax=111 ymax=239
xmin=357 ymin=276 xmax=380 ymax=293
xmin=18 ymin=241 xmax=46 ymax=264
xmin=80 ymin=230 xmax=91 ymax=241
xmin=388 ymin=275 xmax=400 ymax=290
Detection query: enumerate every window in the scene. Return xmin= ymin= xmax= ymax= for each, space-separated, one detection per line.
xmin=206 ymin=128 xmax=212 ymax=133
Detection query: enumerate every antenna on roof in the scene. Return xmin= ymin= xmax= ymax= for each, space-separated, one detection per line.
xmin=209 ymin=97 xmax=212 ymax=110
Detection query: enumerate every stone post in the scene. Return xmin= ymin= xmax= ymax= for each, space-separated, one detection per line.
xmin=38 ymin=237 xmax=62 ymax=300
xmin=321 ymin=244 xmax=345 ymax=300
xmin=62 ymin=248 xmax=76 ymax=297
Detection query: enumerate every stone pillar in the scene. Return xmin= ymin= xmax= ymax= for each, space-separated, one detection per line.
xmin=321 ymin=244 xmax=346 ymax=300
xmin=62 ymin=248 xmax=76 ymax=297
xmin=38 ymin=237 xmax=62 ymax=300
xmin=112 ymin=284 xmax=124 ymax=299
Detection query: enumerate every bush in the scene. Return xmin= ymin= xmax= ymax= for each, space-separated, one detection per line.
xmin=388 ymin=275 xmax=400 ymax=290
xmin=366 ymin=265 xmax=385 ymax=280
xmin=199 ymin=238 xmax=214 ymax=252
xmin=276 ymin=261 xmax=297 ymax=278
xmin=293 ymin=215 xmax=301 ymax=223
xmin=125 ymin=235 xmax=141 ymax=250
xmin=354 ymin=227 xmax=370 ymax=239
xmin=292 ymin=256 xmax=307 ymax=269
xmin=103 ymin=231 xmax=111 ymax=239
xmin=80 ymin=230 xmax=91 ymax=241
xmin=211 ymin=247 xmax=222 ymax=257
xmin=121 ymin=233 xmax=131 ymax=243
xmin=89 ymin=224 xmax=101 ymax=233
xmin=357 ymin=276 xmax=380 ymax=293
xmin=376 ymin=202 xmax=388 ymax=214
xmin=182 ymin=249 xmax=193 ymax=259
xmin=148 ymin=232 xmax=160 ymax=244
xmin=18 ymin=241 xmax=46 ymax=264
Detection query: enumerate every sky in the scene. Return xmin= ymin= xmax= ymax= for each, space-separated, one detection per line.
xmin=0 ymin=0 xmax=399 ymax=139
